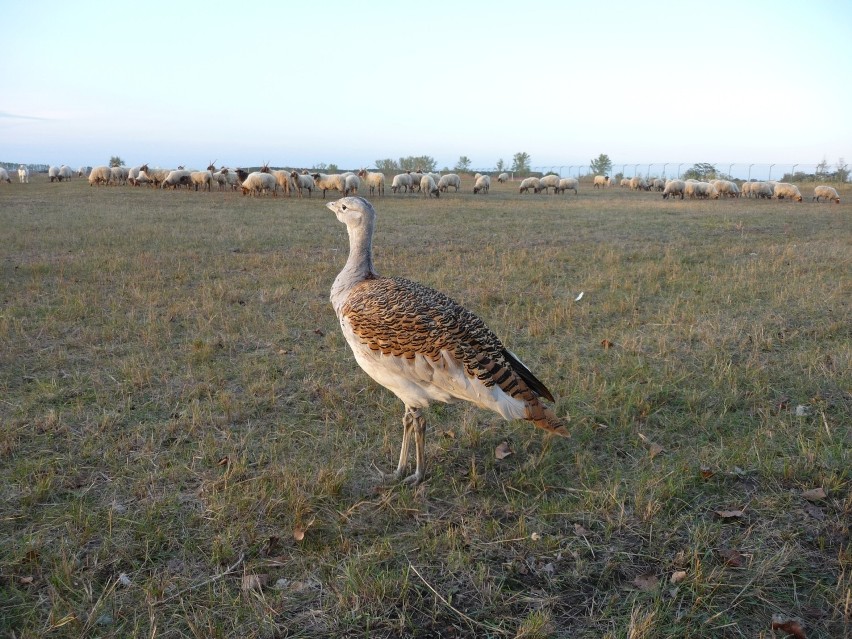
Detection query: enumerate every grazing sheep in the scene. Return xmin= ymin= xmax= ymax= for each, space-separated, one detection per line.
xmin=311 ymin=173 xmax=346 ymax=198
xmin=812 ymin=185 xmax=840 ymax=203
xmin=390 ymin=173 xmax=411 ymax=194
xmin=357 ymin=169 xmax=386 ymax=196
xmin=754 ymin=182 xmax=775 ymax=199
xmin=0 ymin=168 xmax=10 ymax=183
xmin=684 ymin=181 xmax=719 ymax=199
xmin=716 ymin=180 xmax=740 ymax=198
xmin=437 ymin=173 xmax=461 ymax=192
xmin=161 ymin=169 xmax=193 ymax=189
xmin=557 ymin=177 xmax=579 ymax=195
xmin=48 ymin=166 xmax=60 ymax=182
xmin=593 ymin=175 xmax=609 ymax=188
xmin=630 ymin=176 xmax=649 ymax=191
xmin=240 ymin=171 xmax=277 ymax=196
xmin=88 ymin=165 xmax=111 ymax=186
xmin=77 ymin=166 xmax=88 ymax=178
xmin=18 ymin=165 xmax=29 ymax=183
xmin=344 ymin=174 xmax=361 ymax=196
xmin=212 ymin=169 xmax=230 ymax=191
xmin=473 ymin=174 xmax=491 ymax=194
xmin=620 ymin=178 xmax=630 ymax=188
xmin=290 ymin=171 xmax=315 ymax=197
xmin=189 ymin=162 xmax=217 ymax=192
xmin=497 ymin=172 xmax=510 ymax=184
xmin=773 ymin=182 xmax=803 ymax=202
xmin=539 ymin=174 xmax=561 ymax=194
xmin=110 ymin=166 xmax=129 ymax=186
xmin=651 ymin=178 xmax=666 ymax=191
xmin=138 ymin=165 xmax=171 ymax=188
xmin=420 ymin=174 xmax=440 ymax=198
xmin=56 ymin=165 xmax=73 ymax=181
xmin=518 ymin=177 xmax=541 ymax=194
xmin=407 ymin=171 xmax=424 ymax=192
xmin=662 ymin=179 xmax=686 ymax=200
xmin=130 ymin=171 xmax=154 ymax=186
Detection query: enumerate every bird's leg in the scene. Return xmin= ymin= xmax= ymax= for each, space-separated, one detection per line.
xmin=401 ymin=408 xmax=426 ymax=485
xmin=384 ymin=406 xmax=415 ymax=482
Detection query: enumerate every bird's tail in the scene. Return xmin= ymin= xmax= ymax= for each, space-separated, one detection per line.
xmin=526 ymin=401 xmax=570 ymax=437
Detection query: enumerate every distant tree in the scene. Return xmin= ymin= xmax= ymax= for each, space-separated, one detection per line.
xmin=815 ymin=156 xmax=830 ymax=179
xmin=109 ymin=156 xmax=124 ymax=167
xmin=399 ymin=155 xmax=436 ymax=172
xmin=682 ymin=162 xmax=717 ymax=181
xmin=313 ymin=162 xmax=328 ymax=171
xmin=511 ymin=152 xmax=531 ymax=175
xmin=835 ymin=157 xmax=849 ymax=182
xmin=589 ymin=153 xmax=612 ymax=176
xmin=327 ymin=163 xmax=339 ymax=173
xmin=495 ymin=158 xmax=505 ymax=172
xmin=375 ymin=158 xmax=398 ymax=173
xmin=454 ymin=156 xmax=472 ymax=172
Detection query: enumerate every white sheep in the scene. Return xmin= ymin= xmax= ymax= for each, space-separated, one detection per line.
xmin=651 ymin=178 xmax=666 ymax=191
xmin=18 ymin=165 xmax=29 ymax=183
xmin=110 ymin=166 xmax=129 ymax=186
xmin=518 ymin=177 xmax=541 ymax=194
xmin=812 ymin=185 xmax=840 ymax=203
xmin=88 ymin=166 xmax=111 ymax=186
xmin=290 ymin=171 xmax=315 ymax=197
xmin=437 ymin=173 xmax=461 ymax=192
xmin=420 ymin=174 xmax=440 ymax=198
xmin=620 ymin=178 xmax=630 ymax=188
xmin=357 ymin=169 xmax=386 ymax=196
xmin=311 ymin=173 xmax=346 ymax=198
xmin=77 ymin=166 xmax=88 ymax=178
xmin=48 ymin=166 xmax=60 ymax=182
xmin=240 ymin=171 xmax=277 ymax=196
xmin=344 ymin=174 xmax=360 ymax=196
xmin=473 ymin=174 xmax=491 ymax=194
xmin=138 ymin=165 xmax=171 ymax=188
xmin=773 ymin=182 xmax=803 ymax=202
xmin=130 ymin=171 xmax=154 ymax=186
xmin=407 ymin=171 xmax=424 ymax=192
xmin=716 ymin=180 xmax=740 ymax=198
xmin=497 ymin=172 xmax=510 ymax=183
xmin=391 ymin=173 xmax=412 ymax=194
xmin=264 ymin=169 xmax=294 ymax=196
xmin=161 ymin=169 xmax=193 ymax=189
xmin=662 ymin=179 xmax=685 ymax=200
xmin=684 ymin=181 xmax=719 ymax=199
xmin=0 ymin=168 xmax=10 ymax=183
xmin=538 ymin=174 xmax=561 ymax=194
xmin=754 ymin=182 xmax=775 ymax=199
xmin=593 ymin=175 xmax=609 ymax=188
xmin=558 ymin=177 xmax=579 ymax=195
xmin=190 ymin=163 xmax=217 ymax=192
xmin=630 ymin=176 xmax=649 ymax=191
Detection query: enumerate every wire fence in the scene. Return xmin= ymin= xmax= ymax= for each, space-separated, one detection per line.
xmin=472 ymin=162 xmax=849 ymax=183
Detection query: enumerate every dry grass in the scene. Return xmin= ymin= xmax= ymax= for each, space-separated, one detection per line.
xmin=1 ymin=175 xmax=850 ymax=638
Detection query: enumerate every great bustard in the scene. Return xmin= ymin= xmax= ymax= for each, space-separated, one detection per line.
xmin=327 ymin=196 xmax=568 ymax=484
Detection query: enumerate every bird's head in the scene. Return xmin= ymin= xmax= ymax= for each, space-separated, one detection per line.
xmin=326 ymin=196 xmax=376 ymax=230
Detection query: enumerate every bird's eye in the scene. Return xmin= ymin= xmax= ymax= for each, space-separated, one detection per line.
xmin=341 ymin=205 xmax=347 ymax=210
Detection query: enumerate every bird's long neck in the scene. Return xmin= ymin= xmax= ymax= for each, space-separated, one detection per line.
xmin=331 ymin=221 xmax=379 ymax=314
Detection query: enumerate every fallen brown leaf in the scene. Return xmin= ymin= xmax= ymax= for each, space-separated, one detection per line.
xmin=771 ymin=614 xmax=807 ymax=639
xmin=648 ymin=443 xmax=664 ymax=459
xmin=801 ymin=487 xmax=826 ymax=501
xmin=241 ymin=573 xmax=269 ymax=592
xmin=494 ymin=441 xmax=513 ymax=460
xmin=600 ymin=339 xmax=614 ymax=349
xmin=574 ymin=523 xmax=590 ymax=537
xmin=715 ymin=509 xmax=745 ymax=520
xmin=217 ymin=456 xmax=229 ymax=467
xmin=718 ymin=548 xmax=744 ymax=567
xmin=442 ymin=430 xmax=456 ymax=439
xmin=699 ymin=466 xmax=715 ymax=479
xmin=670 ymin=570 xmax=687 ymax=584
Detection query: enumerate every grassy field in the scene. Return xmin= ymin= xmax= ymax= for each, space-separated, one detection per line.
xmin=1 ymin=175 xmax=849 ymax=638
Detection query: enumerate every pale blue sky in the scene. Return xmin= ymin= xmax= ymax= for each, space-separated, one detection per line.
xmin=2 ymin=0 xmax=850 ymax=174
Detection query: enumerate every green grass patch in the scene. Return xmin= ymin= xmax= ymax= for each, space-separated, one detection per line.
xmin=1 ymin=176 xmax=850 ymax=637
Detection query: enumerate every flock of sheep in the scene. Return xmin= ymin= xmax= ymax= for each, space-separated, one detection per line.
xmin=601 ymin=174 xmax=840 ymax=204
xmin=3 ymin=163 xmax=841 ymax=204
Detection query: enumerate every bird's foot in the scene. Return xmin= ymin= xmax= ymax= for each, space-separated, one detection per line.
xmin=372 ymin=464 xmax=423 ymax=486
